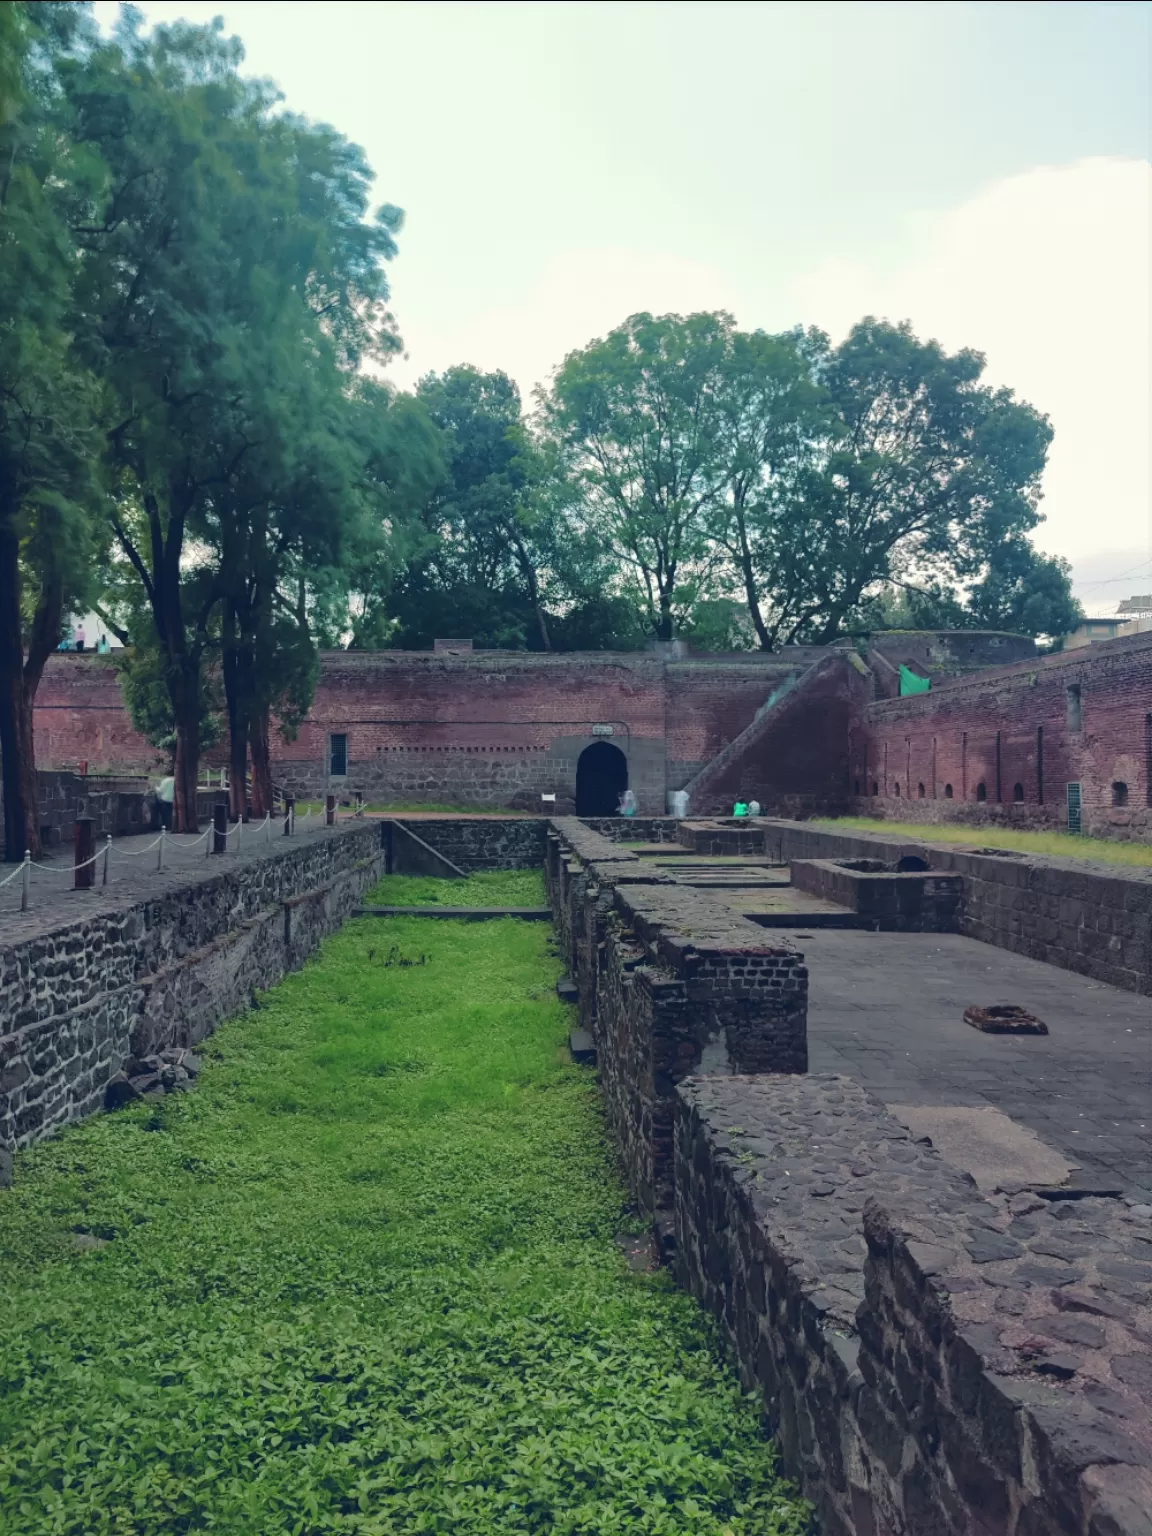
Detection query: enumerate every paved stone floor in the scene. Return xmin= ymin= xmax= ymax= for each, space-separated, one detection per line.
xmin=788 ymin=929 xmax=1152 ymax=1202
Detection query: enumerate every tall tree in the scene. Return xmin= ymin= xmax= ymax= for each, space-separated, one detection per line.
xmin=0 ymin=1 xmax=102 ymax=859
xmin=541 ymin=313 xmax=732 ymax=640
xmin=383 ymin=366 xmax=553 ymax=651
xmin=730 ymin=320 xmax=1055 ymax=646
xmin=65 ymin=14 xmax=402 ymax=829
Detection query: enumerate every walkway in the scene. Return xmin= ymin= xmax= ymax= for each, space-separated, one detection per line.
xmin=0 ymin=813 xmax=364 ymax=944
xmin=794 ymin=929 xmax=1152 ymax=1202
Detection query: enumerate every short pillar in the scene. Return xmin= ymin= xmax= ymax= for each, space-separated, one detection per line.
xmin=284 ymin=796 xmax=294 ymax=836
xmin=326 ymin=794 xmax=336 ymax=827
xmin=213 ymin=800 xmax=228 ymax=854
xmin=74 ymin=817 xmax=95 ymax=889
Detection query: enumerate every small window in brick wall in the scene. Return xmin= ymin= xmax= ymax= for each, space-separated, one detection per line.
xmin=1013 ymin=783 xmax=1025 ymax=803
xmin=944 ymin=784 xmax=953 ymax=799
xmin=1066 ymin=684 xmax=1082 ymax=731
xmin=1113 ymin=781 xmax=1129 ymax=807
xmin=872 ymin=781 xmax=879 ymax=796
xmin=894 ymin=782 xmax=901 ymax=796
xmin=976 ymin=782 xmax=987 ymax=802
xmin=329 ymin=733 xmax=348 ymax=777
xmin=854 ymin=779 xmax=860 ymax=795
xmin=917 ymin=782 xmax=925 ymax=798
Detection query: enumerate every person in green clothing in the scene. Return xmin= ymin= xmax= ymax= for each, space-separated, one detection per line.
xmin=733 ymin=799 xmax=748 ymax=818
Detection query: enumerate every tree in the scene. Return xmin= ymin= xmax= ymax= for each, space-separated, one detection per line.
xmin=731 ymin=320 xmax=1055 ymax=646
xmin=541 ymin=313 xmax=733 ymax=640
xmin=0 ymin=1 xmax=102 ymax=859
xmin=383 ymin=366 xmax=554 ymax=651
xmin=65 ymin=14 xmax=402 ymax=829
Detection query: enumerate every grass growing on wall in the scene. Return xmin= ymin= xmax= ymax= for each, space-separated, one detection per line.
xmin=363 ymin=869 xmax=547 ymax=907
xmin=814 ymin=816 xmax=1152 ymax=868
xmin=0 ymin=886 xmax=809 ymax=1536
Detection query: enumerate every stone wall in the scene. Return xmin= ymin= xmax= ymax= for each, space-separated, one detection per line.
xmin=790 ymin=858 xmax=965 ymax=931
xmin=0 ymin=823 xmax=385 ymax=1151
xmin=853 ymin=630 xmax=1152 ymax=840
xmin=761 ymin=820 xmax=1152 ymax=996
xmin=546 ymin=818 xmax=807 ymax=1223
xmin=391 ymin=817 xmax=548 ymax=871
xmin=675 ymin=1073 xmax=1152 ymax=1536
xmin=682 ymin=651 xmax=867 ymax=816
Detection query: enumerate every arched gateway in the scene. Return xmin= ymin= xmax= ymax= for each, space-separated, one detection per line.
xmin=575 ymin=741 xmax=629 ymax=817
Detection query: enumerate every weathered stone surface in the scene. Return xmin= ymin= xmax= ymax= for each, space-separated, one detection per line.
xmin=1 ymin=823 xmax=386 ymax=1150
xmin=674 ymin=1072 xmax=1152 ymax=1536
xmin=546 ymin=817 xmax=806 ymax=1218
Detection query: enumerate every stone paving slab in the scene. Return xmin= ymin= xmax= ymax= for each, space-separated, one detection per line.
xmin=793 ymin=929 xmax=1152 ymax=1202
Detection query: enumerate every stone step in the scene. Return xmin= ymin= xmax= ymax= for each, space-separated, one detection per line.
xmin=569 ymin=1028 xmax=597 ymax=1065
xmin=556 ymin=977 xmax=579 ymax=1004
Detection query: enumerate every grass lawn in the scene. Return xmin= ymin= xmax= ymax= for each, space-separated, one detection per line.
xmin=0 ymin=878 xmax=808 ymax=1535
xmin=363 ymin=869 xmax=547 ymax=907
xmin=813 ymin=816 xmax=1152 ymax=869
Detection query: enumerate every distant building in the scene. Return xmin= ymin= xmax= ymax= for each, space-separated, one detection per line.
xmin=1063 ymin=616 xmax=1127 ymax=650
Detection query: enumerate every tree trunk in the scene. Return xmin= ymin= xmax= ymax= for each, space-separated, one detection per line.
xmin=0 ymin=518 xmax=42 ymax=860
xmin=221 ymin=606 xmax=249 ymax=821
xmin=250 ymin=709 xmax=273 ymax=818
xmin=169 ymin=665 xmax=201 ymax=834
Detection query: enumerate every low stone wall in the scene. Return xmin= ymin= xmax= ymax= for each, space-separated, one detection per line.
xmin=393 ymin=816 xmax=548 ymax=871
xmin=0 ymin=823 xmax=385 ymax=1151
xmin=546 ymin=818 xmax=806 ymax=1223
xmin=581 ymin=816 xmax=683 ymax=844
xmin=761 ymin=820 xmax=1152 ymax=996
xmin=677 ymin=818 xmax=779 ymax=856
xmin=676 ymin=1073 xmax=1152 ymax=1536
xmin=790 ymin=858 xmax=964 ymax=931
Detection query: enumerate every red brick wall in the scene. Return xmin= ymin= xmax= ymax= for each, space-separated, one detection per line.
xmin=32 ymin=650 xmax=788 ymax=814
xmin=34 ymin=656 xmax=163 ymax=773
xmin=851 ymin=632 xmax=1152 ymax=840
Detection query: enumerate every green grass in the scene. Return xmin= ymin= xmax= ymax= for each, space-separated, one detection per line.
xmin=0 ymin=885 xmax=808 ymax=1535
xmin=813 ymin=816 xmax=1152 ymax=867
xmin=363 ymin=869 xmax=547 ymax=907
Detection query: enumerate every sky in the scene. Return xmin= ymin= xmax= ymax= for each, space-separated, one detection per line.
xmin=94 ymin=0 xmax=1152 ymax=615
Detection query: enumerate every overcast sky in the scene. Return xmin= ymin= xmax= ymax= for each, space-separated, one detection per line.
xmin=94 ymin=0 xmax=1152 ymax=614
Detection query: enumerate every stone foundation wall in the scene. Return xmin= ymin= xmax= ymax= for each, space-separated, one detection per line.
xmin=761 ymin=820 xmax=1152 ymax=995
xmin=392 ymin=817 xmax=548 ymax=871
xmin=790 ymin=858 xmax=965 ymax=931
xmin=0 ymin=824 xmax=385 ymax=1150
xmin=546 ymin=818 xmax=807 ymax=1221
xmin=675 ymin=1073 xmax=1152 ymax=1536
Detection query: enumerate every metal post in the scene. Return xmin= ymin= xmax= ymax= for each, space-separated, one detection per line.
xmin=213 ymin=800 xmax=228 ymax=854
xmin=284 ymin=796 xmax=294 ymax=836
xmin=265 ymin=813 xmax=271 ymax=845
xmin=74 ymin=817 xmax=95 ymax=890
xmin=102 ymin=834 xmax=112 ymax=886
xmin=21 ymin=850 xmax=30 ymax=911
xmin=326 ymin=793 xmax=335 ymax=827
xmin=157 ymin=826 xmax=166 ymax=871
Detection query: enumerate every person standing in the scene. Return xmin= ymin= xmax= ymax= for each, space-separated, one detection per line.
xmin=155 ymin=773 xmax=175 ymax=830
xmin=73 ymin=622 xmax=85 ymax=652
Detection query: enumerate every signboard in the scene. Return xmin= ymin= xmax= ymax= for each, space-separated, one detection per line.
xmin=591 ymin=724 xmax=614 ymax=736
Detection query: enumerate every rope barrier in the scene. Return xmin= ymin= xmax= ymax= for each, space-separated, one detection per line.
xmin=0 ymin=862 xmax=23 ymax=888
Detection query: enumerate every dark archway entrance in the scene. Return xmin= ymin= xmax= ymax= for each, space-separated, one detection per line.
xmin=575 ymin=741 xmax=629 ymax=817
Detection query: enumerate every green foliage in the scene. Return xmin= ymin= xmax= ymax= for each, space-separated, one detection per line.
xmin=815 ymin=817 xmax=1152 ymax=868
xmin=539 ymin=311 xmax=1069 ymax=649
xmin=542 ymin=313 xmax=735 ymax=641
xmin=0 ymin=903 xmax=809 ymax=1535
xmin=363 ymin=869 xmax=547 ymax=906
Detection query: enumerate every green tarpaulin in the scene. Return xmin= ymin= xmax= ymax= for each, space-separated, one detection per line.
xmin=899 ymin=664 xmax=932 ymax=696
